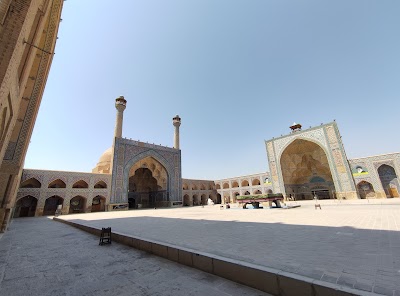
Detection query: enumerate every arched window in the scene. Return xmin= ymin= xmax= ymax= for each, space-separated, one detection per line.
xmin=223 ymin=182 xmax=229 ymax=189
xmin=252 ymin=179 xmax=261 ymax=186
xmin=216 ymin=184 xmax=221 ymax=190
xmin=232 ymin=181 xmax=239 ymax=188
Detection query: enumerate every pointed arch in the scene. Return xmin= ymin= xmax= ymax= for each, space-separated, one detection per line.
xmin=232 ymin=181 xmax=239 ymax=188
xmin=43 ymin=196 xmax=64 ymax=215
xmin=69 ymin=196 xmax=87 ymax=214
xmin=357 ymin=181 xmax=375 ymax=199
xmin=48 ymin=179 xmax=66 ymax=188
xmin=15 ymin=195 xmax=37 ymax=217
xmin=20 ymin=178 xmax=41 ymax=188
xmin=241 ymin=180 xmax=249 ymax=187
xmin=122 ymin=149 xmax=175 ymax=205
xmin=252 ymin=179 xmax=261 ymax=186
xmin=91 ymin=195 xmax=106 ymax=212
xmin=94 ymin=181 xmax=107 ymax=188
xmin=280 ymin=138 xmax=335 ymax=200
xmin=378 ymin=164 xmax=399 ymax=197
xmin=72 ymin=180 xmax=88 ymax=188
xmin=201 ymin=194 xmax=207 ymax=205
xmin=183 ymin=194 xmax=190 ymax=206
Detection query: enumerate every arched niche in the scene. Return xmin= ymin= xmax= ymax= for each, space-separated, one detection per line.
xmin=15 ymin=196 xmax=37 ymax=217
xmin=280 ymin=139 xmax=335 ymax=200
xmin=72 ymin=180 xmax=88 ymax=188
xmin=92 ymin=195 xmax=106 ymax=212
xmin=43 ymin=196 xmax=64 ymax=215
xmin=378 ymin=164 xmax=399 ymax=198
xmin=69 ymin=196 xmax=86 ymax=214
xmin=128 ymin=156 xmax=168 ymax=209
xmin=94 ymin=181 xmax=107 ymax=189
xmin=357 ymin=181 xmax=375 ymax=199
xmin=20 ymin=178 xmax=41 ymax=188
xmin=48 ymin=179 xmax=66 ymax=188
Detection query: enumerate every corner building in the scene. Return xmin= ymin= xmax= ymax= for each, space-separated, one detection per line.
xmin=0 ymin=0 xmax=64 ymax=230
xmin=266 ymin=122 xmax=399 ymax=200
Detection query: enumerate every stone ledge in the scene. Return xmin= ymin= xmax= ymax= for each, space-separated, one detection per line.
xmin=52 ymin=217 xmax=381 ymax=296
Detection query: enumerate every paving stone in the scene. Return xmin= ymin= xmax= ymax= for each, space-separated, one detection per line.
xmin=0 ymin=218 xmax=270 ymax=296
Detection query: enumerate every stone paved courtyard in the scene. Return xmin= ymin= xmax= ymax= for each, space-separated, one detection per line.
xmin=0 ymin=217 xmax=269 ymax=296
xmin=57 ymin=199 xmax=400 ymax=296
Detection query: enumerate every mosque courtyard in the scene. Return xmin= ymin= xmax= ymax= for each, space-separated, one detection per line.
xmin=53 ymin=198 xmax=400 ymax=296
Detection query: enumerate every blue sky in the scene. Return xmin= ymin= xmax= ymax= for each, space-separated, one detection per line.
xmin=25 ymin=0 xmax=400 ymax=180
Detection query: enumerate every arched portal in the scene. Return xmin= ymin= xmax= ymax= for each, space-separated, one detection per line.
xmin=69 ymin=196 xmax=86 ymax=214
xmin=43 ymin=196 xmax=63 ymax=215
xmin=216 ymin=194 xmax=222 ymax=204
xmin=15 ymin=196 xmax=37 ymax=217
xmin=183 ymin=194 xmax=190 ymax=206
xmin=193 ymin=194 xmax=200 ymax=206
xmin=233 ymin=192 xmax=240 ymax=203
xmin=128 ymin=156 xmax=168 ymax=208
xmin=201 ymin=194 xmax=207 ymax=205
xmin=92 ymin=196 xmax=106 ymax=212
xmin=357 ymin=181 xmax=375 ymax=199
xmin=280 ymin=139 xmax=335 ymax=200
xmin=378 ymin=165 xmax=399 ymax=198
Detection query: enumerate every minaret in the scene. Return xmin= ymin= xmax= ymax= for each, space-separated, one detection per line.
xmin=173 ymin=115 xmax=181 ymax=149
xmin=114 ymin=96 xmax=127 ymax=138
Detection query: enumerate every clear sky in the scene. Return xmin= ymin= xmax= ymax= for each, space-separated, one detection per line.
xmin=25 ymin=0 xmax=400 ymax=180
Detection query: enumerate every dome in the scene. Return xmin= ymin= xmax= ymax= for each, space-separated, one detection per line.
xmin=92 ymin=147 xmax=112 ymax=173
xmin=98 ymin=147 xmax=112 ymax=165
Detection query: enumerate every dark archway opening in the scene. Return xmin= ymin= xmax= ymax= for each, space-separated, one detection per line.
xmin=357 ymin=181 xmax=376 ymax=199
xmin=378 ymin=165 xmax=399 ymax=198
xmin=15 ymin=196 xmax=37 ymax=217
xmin=92 ymin=196 xmax=106 ymax=212
xmin=128 ymin=168 xmax=167 ymax=209
xmin=69 ymin=196 xmax=86 ymax=214
xmin=216 ymin=194 xmax=222 ymax=204
xmin=44 ymin=196 xmax=63 ymax=216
